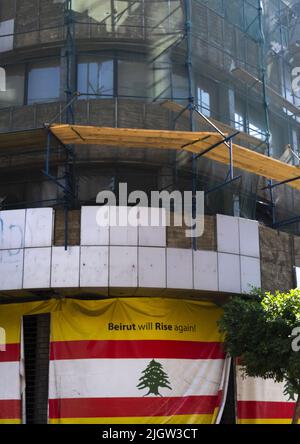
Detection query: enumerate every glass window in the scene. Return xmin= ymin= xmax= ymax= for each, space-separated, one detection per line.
xmin=249 ymin=122 xmax=265 ymax=141
xmin=248 ymin=103 xmax=266 ymax=141
xmin=27 ymin=60 xmax=60 ymax=105
xmin=0 ymin=19 xmax=14 ymax=53
xmin=197 ymin=87 xmax=211 ymax=117
xmin=0 ymin=64 xmax=25 ymax=108
xmin=77 ymin=58 xmax=114 ymax=98
xmin=234 ymin=113 xmax=244 ymax=131
xmin=118 ymin=60 xmax=148 ymax=98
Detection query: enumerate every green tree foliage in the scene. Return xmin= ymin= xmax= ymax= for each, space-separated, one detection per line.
xmin=219 ymin=289 xmax=300 ymax=424
xmin=137 ymin=359 xmax=172 ymax=397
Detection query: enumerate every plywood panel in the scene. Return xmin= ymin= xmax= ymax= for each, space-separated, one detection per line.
xmin=49 ymin=124 xmax=300 ymax=191
xmin=1 ymin=123 xmax=300 ymax=192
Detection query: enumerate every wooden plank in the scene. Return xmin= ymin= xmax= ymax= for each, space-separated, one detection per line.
xmin=50 ymin=124 xmax=221 ymax=149
xmin=50 ymin=124 xmax=300 ymax=191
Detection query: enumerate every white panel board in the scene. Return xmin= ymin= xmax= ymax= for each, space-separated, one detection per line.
xmin=23 ymin=247 xmax=51 ymax=289
xmin=138 ymin=207 xmax=166 ymax=247
xmin=110 ymin=207 xmax=138 ymax=246
xmin=193 ymin=250 xmax=218 ymax=291
xmin=240 ymin=256 xmax=261 ymax=293
xmin=218 ymin=252 xmax=241 ymax=293
xmin=81 ymin=206 xmax=109 ymax=246
xmin=0 ymin=210 xmax=26 ymax=250
xmin=296 ymin=267 xmax=300 ymax=289
xmin=138 ymin=247 xmax=166 ymax=288
xmin=51 ymin=246 xmax=80 ymax=288
xmin=25 ymin=208 xmax=53 ymax=247
xmin=109 ymin=246 xmax=138 ymax=287
xmin=239 ymin=218 xmax=260 ymax=258
xmin=166 ymin=248 xmax=193 ymax=289
xmin=0 ymin=249 xmax=23 ymax=290
xmin=217 ymin=214 xmax=239 ymax=254
xmin=80 ymin=246 xmax=109 ymax=287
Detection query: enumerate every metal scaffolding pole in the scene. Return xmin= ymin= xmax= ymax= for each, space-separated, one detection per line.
xmin=63 ymin=0 xmax=76 ymax=250
xmin=258 ymin=0 xmax=276 ymax=227
xmin=184 ymin=0 xmax=197 ymax=250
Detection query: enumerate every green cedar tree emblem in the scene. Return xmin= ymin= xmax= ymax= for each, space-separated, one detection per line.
xmin=137 ymin=359 xmax=172 ymax=397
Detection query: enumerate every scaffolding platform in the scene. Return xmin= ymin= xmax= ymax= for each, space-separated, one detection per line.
xmin=1 ymin=125 xmax=299 ymax=192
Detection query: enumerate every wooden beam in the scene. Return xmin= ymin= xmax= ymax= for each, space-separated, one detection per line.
xmin=49 ymin=124 xmax=300 ymax=191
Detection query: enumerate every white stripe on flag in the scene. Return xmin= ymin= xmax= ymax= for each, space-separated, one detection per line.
xmin=236 ymin=366 xmax=294 ymax=403
xmin=0 ymin=362 xmax=21 ymax=400
xmin=49 ymin=358 xmax=224 ymax=399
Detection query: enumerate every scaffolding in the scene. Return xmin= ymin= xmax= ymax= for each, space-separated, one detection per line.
xmin=0 ymin=0 xmax=300 ymax=245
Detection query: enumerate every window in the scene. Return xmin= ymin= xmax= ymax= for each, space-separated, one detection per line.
xmin=0 ymin=64 xmax=25 ymax=108
xmin=27 ymin=61 xmax=60 ymax=105
xmin=234 ymin=112 xmax=244 ymax=131
xmin=248 ymin=104 xmax=266 ymax=141
xmin=77 ymin=57 xmax=114 ymax=98
xmin=249 ymin=122 xmax=265 ymax=141
xmin=0 ymin=19 xmax=14 ymax=53
xmin=197 ymin=87 xmax=211 ymax=117
xmin=118 ymin=60 xmax=148 ymax=98
xmin=77 ymin=55 xmax=149 ymax=99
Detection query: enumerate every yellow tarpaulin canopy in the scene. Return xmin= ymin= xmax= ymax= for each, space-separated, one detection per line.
xmin=0 ymin=124 xmax=299 ymax=191
xmin=49 ymin=124 xmax=300 ymax=191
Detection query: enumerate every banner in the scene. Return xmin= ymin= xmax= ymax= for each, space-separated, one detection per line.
xmin=0 ymin=300 xmax=58 ymax=424
xmin=236 ymin=366 xmax=297 ymax=424
xmin=49 ymin=298 xmax=226 ymax=424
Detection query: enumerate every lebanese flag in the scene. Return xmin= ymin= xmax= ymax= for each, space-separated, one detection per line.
xmin=236 ymin=366 xmax=298 ymax=424
xmin=0 ymin=299 xmax=58 ymax=424
xmin=0 ymin=343 xmax=22 ymax=424
xmin=48 ymin=298 xmax=227 ymax=424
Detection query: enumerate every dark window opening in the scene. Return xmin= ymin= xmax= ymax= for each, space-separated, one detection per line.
xmin=256 ymin=197 xmax=274 ymax=227
xmin=23 ymin=313 xmax=51 ymax=424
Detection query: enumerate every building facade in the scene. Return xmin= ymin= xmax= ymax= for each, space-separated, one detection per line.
xmin=0 ymin=0 xmax=300 ymax=424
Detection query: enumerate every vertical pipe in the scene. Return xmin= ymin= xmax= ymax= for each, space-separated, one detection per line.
xmin=65 ymin=0 xmax=75 ymax=125
xmin=64 ymin=0 xmax=76 ymax=250
xmin=184 ymin=0 xmax=197 ymax=250
xmin=258 ymin=0 xmax=276 ymax=226
xmin=45 ymin=131 xmax=51 ymax=176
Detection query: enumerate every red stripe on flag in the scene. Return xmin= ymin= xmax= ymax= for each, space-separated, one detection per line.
xmin=0 ymin=344 xmax=20 ymax=362
xmin=238 ymin=401 xmax=296 ymax=419
xmin=50 ymin=340 xmax=225 ymax=360
xmin=49 ymin=395 xmax=218 ymax=419
xmin=0 ymin=400 xmax=21 ymax=419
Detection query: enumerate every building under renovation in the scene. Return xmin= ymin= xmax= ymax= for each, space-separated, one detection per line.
xmin=0 ymin=0 xmax=300 ymax=424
